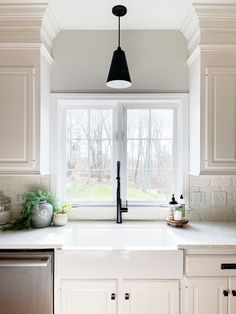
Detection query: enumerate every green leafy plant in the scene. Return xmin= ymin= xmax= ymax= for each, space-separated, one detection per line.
xmin=5 ymin=190 xmax=58 ymax=230
xmin=55 ymin=201 xmax=72 ymax=214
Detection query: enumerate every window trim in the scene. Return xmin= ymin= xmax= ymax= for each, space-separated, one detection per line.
xmin=51 ymin=93 xmax=189 ymax=218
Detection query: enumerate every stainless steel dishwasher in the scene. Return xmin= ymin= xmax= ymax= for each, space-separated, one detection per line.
xmin=0 ymin=250 xmax=54 ymax=314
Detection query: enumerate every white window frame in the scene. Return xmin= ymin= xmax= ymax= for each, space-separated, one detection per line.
xmin=51 ymin=93 xmax=189 ymax=219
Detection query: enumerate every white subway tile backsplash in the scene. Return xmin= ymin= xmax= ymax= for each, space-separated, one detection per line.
xmin=189 ymin=175 xmax=236 ymax=222
xmin=0 ymin=175 xmax=51 ymax=219
xmin=212 ymin=191 xmax=227 ymax=206
xmin=191 ymin=191 xmax=204 ymax=207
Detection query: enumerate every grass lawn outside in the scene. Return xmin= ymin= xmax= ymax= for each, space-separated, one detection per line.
xmin=67 ymin=183 xmax=167 ymax=201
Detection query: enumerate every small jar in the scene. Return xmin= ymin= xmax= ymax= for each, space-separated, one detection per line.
xmin=173 ymin=205 xmax=183 ymax=221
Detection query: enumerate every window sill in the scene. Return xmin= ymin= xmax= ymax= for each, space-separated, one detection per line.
xmin=68 ymin=206 xmax=170 ymax=221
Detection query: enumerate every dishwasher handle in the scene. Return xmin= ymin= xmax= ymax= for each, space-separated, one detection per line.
xmin=0 ymin=257 xmax=50 ymax=267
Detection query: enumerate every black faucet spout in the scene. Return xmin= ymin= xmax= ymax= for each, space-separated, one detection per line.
xmin=116 ymin=161 xmax=128 ymax=224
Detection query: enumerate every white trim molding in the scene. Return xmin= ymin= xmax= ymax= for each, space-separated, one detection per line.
xmin=0 ymin=3 xmax=59 ymax=54
xmin=181 ymin=4 xmax=236 ymax=54
xmin=50 ymin=93 xmax=189 ymax=219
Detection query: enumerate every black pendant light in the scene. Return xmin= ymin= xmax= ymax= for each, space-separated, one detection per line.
xmin=106 ymin=5 xmax=132 ymax=89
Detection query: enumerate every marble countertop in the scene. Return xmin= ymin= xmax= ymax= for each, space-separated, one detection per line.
xmin=0 ymin=221 xmax=235 ymax=250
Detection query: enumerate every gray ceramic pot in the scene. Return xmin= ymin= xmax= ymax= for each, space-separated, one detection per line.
xmin=31 ymin=201 xmax=53 ymax=228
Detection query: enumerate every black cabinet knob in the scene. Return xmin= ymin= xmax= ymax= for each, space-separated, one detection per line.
xmin=111 ymin=293 xmax=116 ymax=300
xmin=223 ymin=290 xmax=229 ymax=297
xmin=125 ymin=293 xmax=130 ymax=300
xmin=232 ymin=290 xmax=236 ymax=296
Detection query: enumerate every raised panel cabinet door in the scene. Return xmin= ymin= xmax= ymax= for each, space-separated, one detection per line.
xmin=185 ymin=277 xmax=228 ymax=314
xmin=0 ymin=66 xmax=36 ymax=173
xmin=205 ymin=66 xmax=236 ymax=173
xmin=123 ymin=280 xmax=179 ymax=314
xmin=61 ymin=280 xmax=117 ymax=314
xmin=229 ymin=277 xmax=236 ymax=314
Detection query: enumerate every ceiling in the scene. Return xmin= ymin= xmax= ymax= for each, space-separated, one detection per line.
xmin=0 ymin=0 xmax=236 ymax=30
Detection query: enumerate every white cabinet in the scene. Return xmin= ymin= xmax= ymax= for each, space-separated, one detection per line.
xmin=184 ymin=253 xmax=236 ymax=314
xmin=189 ymin=54 xmax=236 ymax=175
xmin=0 ymin=51 xmax=51 ymax=175
xmin=229 ymin=278 xmax=236 ymax=314
xmin=123 ymin=280 xmax=179 ymax=314
xmin=0 ymin=66 xmax=36 ymax=171
xmin=61 ymin=280 xmax=117 ymax=314
xmin=185 ymin=277 xmax=236 ymax=314
xmin=185 ymin=277 xmax=228 ymax=314
xmin=60 ymin=279 xmax=179 ymax=314
xmin=205 ymin=66 xmax=236 ymax=173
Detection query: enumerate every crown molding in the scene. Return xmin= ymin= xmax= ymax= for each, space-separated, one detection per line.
xmin=0 ymin=42 xmax=53 ymax=64
xmin=181 ymin=4 xmax=236 ymax=53
xmin=0 ymin=3 xmax=59 ymax=54
xmin=187 ymin=44 xmax=236 ymax=66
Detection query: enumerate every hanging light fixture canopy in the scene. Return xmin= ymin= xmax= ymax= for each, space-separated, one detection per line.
xmin=106 ymin=5 xmax=132 ymax=89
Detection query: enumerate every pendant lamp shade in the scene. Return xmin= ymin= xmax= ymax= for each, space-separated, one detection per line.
xmin=106 ymin=47 xmax=131 ymax=89
xmin=106 ymin=5 xmax=132 ymax=89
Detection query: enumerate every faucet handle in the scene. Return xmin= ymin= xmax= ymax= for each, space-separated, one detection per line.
xmin=121 ymin=200 xmax=128 ymax=213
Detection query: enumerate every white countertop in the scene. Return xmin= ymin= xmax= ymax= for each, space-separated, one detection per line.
xmin=0 ymin=221 xmax=236 ymax=250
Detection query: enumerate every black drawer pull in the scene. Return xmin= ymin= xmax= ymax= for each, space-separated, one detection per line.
xmin=125 ymin=293 xmax=130 ymax=300
xmin=221 ymin=264 xmax=236 ymax=270
xmin=223 ymin=290 xmax=229 ymax=297
xmin=111 ymin=293 xmax=116 ymax=300
xmin=232 ymin=290 xmax=236 ymax=296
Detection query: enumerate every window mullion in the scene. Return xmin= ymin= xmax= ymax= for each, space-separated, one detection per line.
xmin=122 ymin=105 xmax=127 ymax=202
xmin=88 ymin=109 xmax=91 ymax=200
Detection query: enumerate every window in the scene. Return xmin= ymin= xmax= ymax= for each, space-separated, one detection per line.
xmin=66 ymin=108 xmax=113 ymax=202
xmin=52 ymin=94 xmax=188 ymax=208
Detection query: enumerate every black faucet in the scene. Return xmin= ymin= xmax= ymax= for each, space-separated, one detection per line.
xmin=116 ymin=161 xmax=128 ymax=223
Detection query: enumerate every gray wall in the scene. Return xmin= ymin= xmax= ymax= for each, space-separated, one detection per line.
xmin=51 ymin=30 xmax=189 ymax=93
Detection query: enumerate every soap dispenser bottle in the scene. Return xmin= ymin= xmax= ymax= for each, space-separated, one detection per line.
xmin=180 ymin=194 xmax=186 ymax=219
xmin=169 ymin=194 xmax=182 ymax=221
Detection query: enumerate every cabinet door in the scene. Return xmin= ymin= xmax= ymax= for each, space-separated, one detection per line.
xmin=61 ymin=280 xmax=117 ymax=314
xmin=0 ymin=66 xmax=36 ymax=173
xmin=185 ymin=277 xmax=228 ymax=314
xmin=205 ymin=66 xmax=236 ymax=173
xmin=229 ymin=277 xmax=236 ymax=314
xmin=123 ymin=280 xmax=179 ymax=314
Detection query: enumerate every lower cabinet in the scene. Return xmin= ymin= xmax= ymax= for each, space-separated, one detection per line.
xmin=185 ymin=277 xmax=236 ymax=314
xmin=61 ymin=280 xmax=117 ymax=314
xmin=123 ymin=280 xmax=179 ymax=314
xmin=60 ymin=279 xmax=179 ymax=314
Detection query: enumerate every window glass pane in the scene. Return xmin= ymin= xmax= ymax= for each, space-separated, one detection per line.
xmin=67 ymin=171 xmax=89 ymax=200
xmin=150 ymin=140 xmax=173 ymax=169
xmin=127 ymin=108 xmax=174 ymax=202
xmin=127 ymin=139 xmax=150 ymax=170
xmin=66 ymin=140 xmax=88 ymax=170
xmin=66 ymin=109 xmax=113 ymax=202
xmin=90 ymin=140 xmax=112 ymax=170
xmin=127 ymin=109 xmax=149 ymax=139
xmin=90 ymin=109 xmax=112 ymax=139
xmin=67 ymin=109 xmax=89 ymax=139
xmin=151 ymin=109 xmax=173 ymax=139
xmin=127 ymin=170 xmax=172 ymax=201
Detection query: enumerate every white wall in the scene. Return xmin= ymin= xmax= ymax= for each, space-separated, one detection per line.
xmin=51 ymin=30 xmax=189 ymax=93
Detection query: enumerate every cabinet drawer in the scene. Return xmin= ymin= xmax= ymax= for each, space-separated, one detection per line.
xmin=185 ymin=255 xmax=236 ymax=276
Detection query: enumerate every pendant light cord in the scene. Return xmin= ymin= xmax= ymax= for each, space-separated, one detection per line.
xmin=118 ymin=16 xmax=120 ymax=47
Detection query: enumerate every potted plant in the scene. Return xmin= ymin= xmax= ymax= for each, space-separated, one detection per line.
xmin=53 ymin=201 xmax=72 ymax=226
xmin=6 ymin=190 xmax=58 ymax=230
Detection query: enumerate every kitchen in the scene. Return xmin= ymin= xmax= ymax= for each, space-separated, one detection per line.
xmin=0 ymin=1 xmax=236 ymax=314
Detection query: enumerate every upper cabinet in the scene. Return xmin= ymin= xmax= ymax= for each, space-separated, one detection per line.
xmin=205 ymin=66 xmax=236 ymax=172
xmin=0 ymin=67 xmax=35 ymax=171
xmin=182 ymin=4 xmax=236 ymax=175
xmin=0 ymin=3 xmax=59 ymax=175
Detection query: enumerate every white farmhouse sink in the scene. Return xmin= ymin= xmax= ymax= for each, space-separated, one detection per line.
xmin=63 ymin=225 xmax=177 ymax=250
xmin=60 ymin=224 xmax=183 ymax=279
